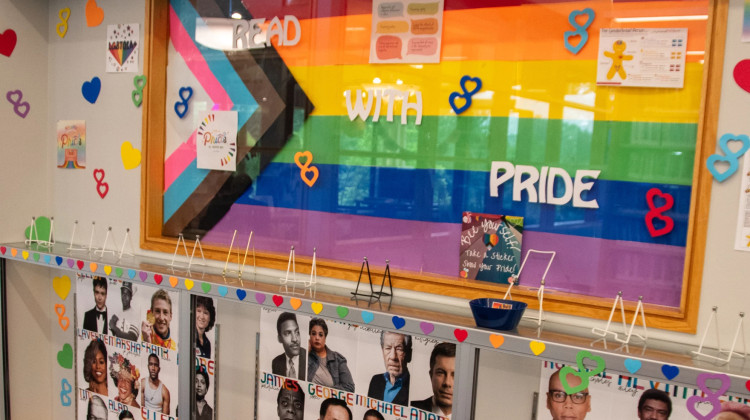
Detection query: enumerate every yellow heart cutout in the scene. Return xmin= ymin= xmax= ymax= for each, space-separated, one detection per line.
xmin=489 ymin=334 xmax=504 ymax=348
xmin=311 ymin=302 xmax=323 ymax=314
xmin=121 ymin=141 xmax=142 ymax=170
xmin=10 ymin=248 xmax=17 ymax=257
xmin=530 ymin=341 xmax=546 ymax=356
xmin=103 ymin=265 xmax=112 ymax=275
xmin=22 ymin=251 xmax=29 ymax=260
xmin=185 ymin=279 xmax=194 ymax=290
xmin=89 ymin=263 xmax=98 ymax=273
xmin=290 ymin=298 xmax=302 ymax=310
xmin=52 ymin=275 xmax=71 ymax=300
xmin=169 ymin=276 xmax=178 ymax=287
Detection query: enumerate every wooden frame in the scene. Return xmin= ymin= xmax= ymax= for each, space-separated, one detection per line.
xmin=141 ymin=0 xmax=727 ymax=333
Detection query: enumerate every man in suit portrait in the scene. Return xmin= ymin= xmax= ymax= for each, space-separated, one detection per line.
xmin=410 ymin=342 xmax=455 ymax=418
xmin=272 ymin=312 xmax=306 ymax=380
xmin=367 ymin=331 xmax=412 ymax=406
xmin=82 ymin=276 xmax=108 ymax=334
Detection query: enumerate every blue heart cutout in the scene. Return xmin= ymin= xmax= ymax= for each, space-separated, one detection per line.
xmin=661 ymin=364 xmax=679 ymax=380
xmin=236 ymin=289 xmax=247 ymax=301
xmin=448 ymin=76 xmax=482 ymax=115
xmin=174 ymin=86 xmax=193 ymax=119
xmin=392 ymin=316 xmax=406 ymax=329
xmin=564 ymin=8 xmax=595 ymax=55
xmin=55 ymin=256 xmax=63 ymax=266
xmin=82 ymin=77 xmax=101 ymax=104
xmin=707 ymin=133 xmax=750 ymax=182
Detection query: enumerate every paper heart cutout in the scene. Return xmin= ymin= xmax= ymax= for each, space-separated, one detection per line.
xmin=169 ymin=276 xmax=178 ymax=287
xmin=0 ymin=247 xmax=5 ymax=255
xmin=57 ymin=343 xmax=73 ymax=369
xmin=60 ymin=378 xmax=72 ymax=406
xmin=745 ymin=380 xmax=750 ymax=393
xmin=707 ymin=133 xmax=750 ymax=182
xmin=420 ymin=322 xmax=434 ymax=335
xmin=686 ymin=397 xmax=720 ymax=420
xmin=686 ymin=374 xmax=729 ymax=420
xmin=76 ymin=260 xmax=84 ymax=270
xmin=255 ymin=292 xmax=265 ymax=304
xmin=21 ymin=251 xmax=28 ymax=260
xmin=236 ymin=289 xmax=247 ymax=301
xmin=127 ymin=269 xmax=136 ymax=279
xmin=661 ymin=364 xmax=679 ymax=380
xmin=82 ymin=76 xmax=101 ymax=104
xmin=454 ymin=328 xmax=468 ymax=342
xmin=564 ymin=8 xmax=594 ymax=55
xmin=201 ymin=282 xmax=211 ymax=293
xmin=361 ymin=311 xmax=374 ymax=324
xmin=489 ymin=334 xmax=504 ymax=348
xmin=85 ymin=0 xmax=104 ymax=27
xmin=623 ymin=359 xmax=641 ymax=374
xmin=121 ymin=141 xmax=142 ymax=170
xmin=301 ymin=166 xmax=319 ymax=187
xmin=448 ymin=76 xmax=482 ymax=115
xmin=114 ymin=267 xmax=123 ymax=277
xmin=311 ymin=302 xmax=323 ymax=314
xmin=185 ymin=279 xmax=194 ymax=290
xmin=0 ymin=29 xmax=17 ymax=57
xmin=154 ymin=274 xmax=163 ymax=285
xmin=272 ymin=295 xmax=283 ymax=307
xmin=89 ymin=262 xmax=97 ymax=273
xmin=559 ymin=351 xmax=607 ymax=394
xmin=294 ymin=151 xmax=313 ymax=167
xmin=55 ymin=304 xmax=70 ymax=331
xmin=66 ymin=258 xmax=74 ymax=268
xmin=24 ymin=216 xmax=51 ymax=242
xmin=6 ymin=90 xmax=29 ymax=118
xmin=43 ymin=255 xmax=50 ymax=264
xmin=392 ymin=316 xmax=405 ymax=329
xmin=336 ymin=306 xmax=349 ymax=318
xmin=733 ymin=59 xmax=750 ymax=93
xmin=218 ymin=286 xmax=228 ymax=297
xmin=10 ymin=248 xmax=17 ymax=257
xmin=52 ymin=275 xmax=71 ymax=300
xmin=103 ymin=265 xmax=112 ymax=275
xmin=530 ymin=341 xmax=546 ymax=355
xmin=32 ymin=253 xmax=39 ymax=262
xmin=55 ymin=256 xmax=63 ymax=266
xmin=138 ymin=271 xmax=148 ymax=281
xmin=290 ymin=298 xmax=302 ymax=310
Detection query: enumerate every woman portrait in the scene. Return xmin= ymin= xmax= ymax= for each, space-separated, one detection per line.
xmin=83 ymin=338 xmax=108 ymax=396
xmin=109 ymin=352 xmax=140 ymax=408
xmin=195 ymin=296 xmax=216 ymax=358
xmin=307 ymin=318 xmax=355 ymax=392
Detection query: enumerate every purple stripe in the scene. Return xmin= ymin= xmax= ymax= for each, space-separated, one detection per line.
xmin=203 ymin=204 xmax=683 ymax=307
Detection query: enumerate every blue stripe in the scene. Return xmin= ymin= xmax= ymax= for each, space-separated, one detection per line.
xmin=236 ymin=162 xmax=690 ymax=246
xmin=163 ymin=160 xmax=209 ymax=221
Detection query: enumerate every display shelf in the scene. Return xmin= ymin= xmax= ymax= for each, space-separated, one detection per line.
xmin=2 ymin=240 xmax=750 ymax=397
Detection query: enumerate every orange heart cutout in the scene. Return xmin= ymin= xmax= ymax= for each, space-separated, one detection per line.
xmin=290 ymin=298 xmax=302 ymax=310
xmin=169 ymin=276 xmax=178 ymax=287
xmin=10 ymin=248 xmax=17 ymax=257
xmin=489 ymin=334 xmax=504 ymax=348
xmin=85 ymin=0 xmax=104 ymax=27
xmin=89 ymin=263 xmax=98 ymax=273
xmin=301 ymin=166 xmax=319 ymax=187
xmin=294 ymin=151 xmax=313 ymax=168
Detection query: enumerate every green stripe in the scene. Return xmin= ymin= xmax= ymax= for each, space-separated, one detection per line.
xmin=274 ymin=116 xmax=697 ymax=185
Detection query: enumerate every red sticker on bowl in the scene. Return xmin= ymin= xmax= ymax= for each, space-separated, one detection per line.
xmin=492 ymin=302 xmax=513 ymax=309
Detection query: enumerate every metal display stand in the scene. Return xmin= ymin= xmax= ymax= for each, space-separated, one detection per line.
xmin=350 ymin=258 xmax=392 ymax=301
xmin=692 ymin=307 xmax=747 ymax=363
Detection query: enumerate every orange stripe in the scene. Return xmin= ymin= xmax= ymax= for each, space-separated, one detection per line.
xmin=276 ymin=0 xmax=707 ymax=66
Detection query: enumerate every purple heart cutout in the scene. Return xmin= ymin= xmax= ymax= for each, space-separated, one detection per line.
xmin=255 ymin=293 xmax=265 ymax=304
xmin=420 ymin=322 xmax=434 ymax=335
xmin=139 ymin=271 xmax=148 ymax=281
xmin=66 ymin=258 xmax=75 ymax=268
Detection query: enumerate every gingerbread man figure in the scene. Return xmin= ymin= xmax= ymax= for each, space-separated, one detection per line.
xmin=603 ymin=40 xmax=633 ymax=80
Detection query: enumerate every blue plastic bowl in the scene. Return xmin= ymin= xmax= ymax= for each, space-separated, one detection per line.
xmin=469 ymin=298 xmax=527 ymax=331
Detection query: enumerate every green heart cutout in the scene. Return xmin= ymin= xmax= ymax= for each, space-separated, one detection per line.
xmin=201 ymin=282 xmax=211 ymax=293
xmin=24 ymin=216 xmax=52 ymax=241
xmin=115 ymin=267 xmax=124 ymax=278
xmin=559 ymin=350 xmax=607 ymax=394
xmin=32 ymin=253 xmax=40 ymax=262
xmin=57 ymin=343 xmax=73 ymax=369
xmin=336 ymin=306 xmax=349 ymax=318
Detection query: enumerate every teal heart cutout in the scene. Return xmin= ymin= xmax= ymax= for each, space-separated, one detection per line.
xmin=559 ymin=350 xmax=606 ymax=394
xmin=336 ymin=306 xmax=349 ymax=318
xmin=43 ymin=255 xmax=51 ymax=264
xmin=24 ymin=216 xmax=51 ymax=241
xmin=201 ymin=282 xmax=211 ymax=293
xmin=218 ymin=286 xmax=228 ymax=297
xmin=361 ymin=311 xmax=374 ymax=324
xmin=57 ymin=343 xmax=73 ymax=369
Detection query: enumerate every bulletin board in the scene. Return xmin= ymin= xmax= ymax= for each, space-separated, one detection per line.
xmin=141 ymin=0 xmax=726 ymax=332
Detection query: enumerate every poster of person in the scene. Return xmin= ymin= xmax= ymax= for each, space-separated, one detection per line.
xmin=536 ymin=359 xmax=749 ymax=420
xmin=194 ymin=295 xmax=218 ymax=420
xmin=459 ymin=212 xmax=523 ymax=284
xmin=258 ymin=308 xmax=456 ymax=419
xmin=76 ymin=275 xmax=179 ymax=420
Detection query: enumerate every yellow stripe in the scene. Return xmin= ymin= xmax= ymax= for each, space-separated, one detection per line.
xmin=290 ymin=61 xmax=703 ymax=124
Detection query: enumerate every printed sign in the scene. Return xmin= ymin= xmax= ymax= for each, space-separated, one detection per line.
xmin=106 ymin=24 xmax=139 ymax=73
xmin=369 ymin=0 xmax=445 ymax=64
xmin=459 ymin=212 xmax=523 ymax=284
xmin=196 ymin=111 xmax=238 ymax=171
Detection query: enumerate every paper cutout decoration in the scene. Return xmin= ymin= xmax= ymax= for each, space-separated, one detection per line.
xmin=420 ymin=321 xmax=434 ymax=335
xmin=272 ymin=295 xmax=283 ymax=306
xmin=120 ymin=141 xmax=141 ymax=170
xmin=57 ymin=343 xmax=73 ymax=369
xmin=707 ymin=133 xmax=750 ymax=182
xmin=131 ymin=75 xmax=146 ymax=107
xmin=59 ymin=378 xmax=72 ymax=407
xmin=623 ymin=358 xmax=641 ymax=374
xmin=290 ymin=298 xmax=302 ymax=310
xmin=55 ymin=304 xmax=70 ymax=331
xmin=106 ymin=24 xmax=139 ymax=73
xmin=686 ymin=373 xmax=731 ymax=420
xmin=56 ymin=8 xmax=70 ymax=38
xmin=0 ymin=28 xmax=17 ymax=57
xmin=311 ymin=302 xmax=323 ymax=314
xmin=81 ymin=77 xmax=101 ymax=104
xmin=217 ymin=286 xmax=228 ymax=297
xmin=92 ymin=168 xmax=109 ymax=198
xmin=52 ymin=275 xmax=71 ymax=300
xmin=57 ymin=120 xmax=86 ymax=168
xmin=294 ymin=151 xmax=319 ymax=187
xmin=336 ymin=306 xmax=349 ymax=318
xmin=453 ymin=328 xmax=468 ymax=342
xmin=236 ymin=289 xmax=247 ymax=300
xmin=85 ymin=0 xmax=104 ymax=27
xmin=25 ymin=216 xmax=52 ymax=242
xmin=201 ymin=282 xmax=211 ymax=293
xmin=645 ymin=188 xmax=674 ymax=237
xmin=255 ymin=292 xmax=265 ymax=304
xmin=174 ymin=86 xmax=192 ymax=118
xmin=734 ymin=59 xmax=750 ymax=93
xmin=489 ymin=334 xmax=504 ymax=348
xmin=564 ymin=8 xmax=594 ymax=55
xmin=449 ymin=75 xmax=482 ymax=115
xmin=361 ymin=311 xmax=374 ymax=323
xmin=559 ymin=350 xmax=606 ymax=394
xmin=153 ymin=274 xmax=163 ymax=284
xmin=529 ymin=341 xmax=546 ymax=355
xmin=6 ymin=90 xmax=29 ymax=118
xmin=661 ymin=364 xmax=679 ymax=380
xmin=392 ymin=315 xmax=406 ymax=329
xmin=168 ymin=276 xmax=178 ymax=286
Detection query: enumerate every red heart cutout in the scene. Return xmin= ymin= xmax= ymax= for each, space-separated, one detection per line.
xmin=734 ymin=59 xmax=750 ymax=94
xmin=272 ymin=295 xmax=283 ymax=307
xmin=154 ymin=274 xmax=163 ymax=285
xmin=645 ymin=188 xmax=675 ymax=237
xmin=76 ymin=260 xmax=84 ymax=270
xmin=746 ymin=380 xmax=750 ymax=393
xmin=454 ymin=328 xmax=468 ymax=342
xmin=96 ymin=182 xmax=109 ymax=199
xmin=0 ymin=29 xmax=17 ymax=57
xmin=0 ymin=246 xmax=5 ymax=255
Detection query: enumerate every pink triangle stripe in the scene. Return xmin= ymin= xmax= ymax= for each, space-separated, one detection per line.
xmin=165 ymin=5 xmax=234 ymax=190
